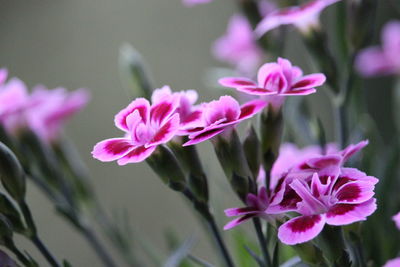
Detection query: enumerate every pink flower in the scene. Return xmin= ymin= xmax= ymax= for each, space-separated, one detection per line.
xmin=277 ymin=171 xmax=377 ymax=245
xmin=0 ymin=68 xmax=8 ymax=85
xmin=213 ymin=15 xmax=264 ymax=75
xmin=26 ymin=86 xmax=90 ymax=142
xmin=224 ymin=186 xmax=278 ymax=230
xmin=384 ymin=258 xmax=400 ymax=267
xmin=393 ymin=211 xmax=400 ymax=230
xmin=219 ymin=57 xmax=326 ymax=96
xmin=92 ymin=94 xmax=180 ymax=165
xmin=182 ymin=96 xmax=266 ymax=146
xmin=182 ymin=0 xmax=212 ymax=7
xmin=255 ymin=0 xmax=342 ymax=37
xmin=355 ymin=21 xmax=400 ymax=77
xmin=151 ymin=86 xmax=202 ymax=133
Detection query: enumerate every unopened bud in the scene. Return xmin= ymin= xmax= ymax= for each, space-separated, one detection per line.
xmin=0 ymin=142 xmax=26 ymax=202
xmin=243 ymin=124 xmax=261 ymax=180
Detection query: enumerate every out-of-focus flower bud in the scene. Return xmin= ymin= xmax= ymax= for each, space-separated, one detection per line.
xmin=0 ymin=193 xmax=25 ymax=234
xmin=243 ymin=124 xmax=261 ymax=180
xmin=211 ymin=129 xmax=252 ymax=201
xmin=146 ymin=145 xmax=187 ymax=192
xmin=119 ymin=43 xmax=154 ymax=99
xmin=0 ymin=142 xmax=26 ymax=202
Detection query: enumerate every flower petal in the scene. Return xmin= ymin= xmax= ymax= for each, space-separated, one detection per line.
xmin=291 ymin=73 xmax=326 ymax=90
xmin=183 ymin=127 xmax=226 ymax=146
xmin=392 ymin=212 xmax=400 ymax=230
xmin=150 ymin=100 xmax=178 ymax=125
xmin=219 ymin=77 xmax=257 ymax=88
xmin=114 ymin=98 xmax=150 ymax=131
xmin=257 ymin=63 xmax=287 ymax=92
xmin=383 ymin=258 xmax=400 ymax=267
xmin=92 ymin=138 xmax=134 ymax=162
xmin=146 ymin=113 xmax=180 ymax=147
xmin=236 ymin=86 xmax=277 ymax=95
xmin=335 ymin=181 xmax=375 ymax=204
xmin=326 ymin=198 xmax=377 ymax=226
xmin=224 ymin=214 xmax=255 ymax=230
xmin=238 ymin=99 xmax=267 ymax=120
xmin=117 ymin=145 xmax=157 ymax=165
xmin=278 ymin=88 xmax=316 ymax=96
xmin=225 ymin=207 xmax=260 ymax=217
xmin=278 ymin=215 xmax=326 ymax=245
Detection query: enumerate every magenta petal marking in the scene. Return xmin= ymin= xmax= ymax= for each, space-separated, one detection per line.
xmin=114 ymin=98 xmax=150 ymax=131
xmin=278 ymin=214 xmax=326 ymax=245
xmin=117 ymin=145 xmax=157 ymax=165
xmin=150 ymin=101 xmax=176 ymax=125
xmin=335 ymin=181 xmax=375 ymax=204
xmin=236 ymin=86 xmax=277 ymax=95
xmin=147 ymin=113 xmax=180 ymax=147
xmin=225 ymin=207 xmax=259 ymax=217
xmin=325 ymin=198 xmax=377 ymax=226
xmin=238 ymin=99 xmax=267 ymax=120
xmin=92 ymin=138 xmax=134 ymax=162
xmin=279 ymin=88 xmax=316 ymax=96
xmin=219 ymin=77 xmax=257 ymax=88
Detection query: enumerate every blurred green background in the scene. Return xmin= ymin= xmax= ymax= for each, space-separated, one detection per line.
xmin=0 ymin=0 xmax=394 ymax=266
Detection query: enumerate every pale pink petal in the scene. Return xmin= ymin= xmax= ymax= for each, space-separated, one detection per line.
xmin=291 ymin=73 xmax=326 ymax=90
xmin=335 ymin=181 xmax=375 ymax=204
xmin=236 ymin=86 xmax=276 ymax=95
xmin=151 ymin=85 xmax=173 ymax=104
xmin=204 ymin=96 xmax=240 ymax=125
xmin=290 ymin=178 xmax=327 ymax=215
xmin=278 ymin=215 xmax=326 ymax=245
xmin=382 ymin=21 xmax=400 ymax=61
xmin=279 ymin=88 xmax=316 ymax=96
xmin=225 ymin=207 xmax=260 ymax=217
xmin=384 ymin=258 xmax=400 ymax=267
xmin=183 ymin=127 xmax=226 ymax=146
xmin=238 ymin=99 xmax=267 ymax=120
xmin=92 ymin=138 xmax=134 ymax=162
xmin=114 ymin=98 xmax=150 ymax=131
xmin=355 ymin=47 xmax=395 ymax=76
xmin=146 ymin=113 xmax=180 ymax=147
xmin=257 ymin=63 xmax=287 ymax=92
xmin=224 ymin=214 xmax=255 ymax=230
xmin=326 ymin=198 xmax=377 ymax=226
xmin=392 ymin=212 xmax=400 ymax=230
xmin=339 ymin=168 xmax=379 ymax=185
xmin=341 ymin=140 xmax=368 ymax=162
xmin=219 ymin=77 xmax=257 ymax=88
xmin=0 ymin=68 xmax=8 ymax=85
xmin=117 ymin=145 xmax=157 ymax=165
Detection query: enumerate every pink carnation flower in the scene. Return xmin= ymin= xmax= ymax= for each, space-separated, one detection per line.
xmin=182 ymin=96 xmax=266 ymax=146
xmin=219 ymin=57 xmax=326 ymax=96
xmin=355 ymin=21 xmax=400 ymax=77
xmin=255 ymin=0 xmax=342 ymax=37
xmin=384 ymin=258 xmax=400 ymax=267
xmin=92 ymin=93 xmax=180 ymax=165
xmin=182 ymin=0 xmax=212 ymax=7
xmin=213 ymin=15 xmax=264 ymax=75
xmin=393 ymin=211 xmax=400 ymax=230
xmin=26 ymin=86 xmax=90 ymax=142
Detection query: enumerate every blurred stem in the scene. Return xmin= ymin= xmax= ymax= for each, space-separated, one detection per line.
xmin=6 ymin=240 xmax=33 ymax=267
xmin=183 ymin=189 xmax=235 ymax=267
xmin=19 ymin=201 xmax=60 ymax=267
xmin=253 ymin=218 xmax=271 ymax=267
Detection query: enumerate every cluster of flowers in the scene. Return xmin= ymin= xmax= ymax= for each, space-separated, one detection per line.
xmin=225 ymin=141 xmax=378 ymax=245
xmin=91 ymin=56 xmax=380 ymax=245
xmin=0 ymin=69 xmax=89 ymax=143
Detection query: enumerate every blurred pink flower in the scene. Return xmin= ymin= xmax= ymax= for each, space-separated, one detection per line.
xmin=183 ymin=96 xmax=266 ymax=146
xmin=219 ymin=57 xmax=325 ymax=96
xmin=26 ymin=86 xmax=90 ymax=142
xmin=355 ymin=21 xmax=400 ymax=77
xmin=393 ymin=211 xmax=400 ymax=230
xmin=384 ymin=258 xmax=400 ymax=267
xmin=0 ymin=68 xmax=8 ymax=85
xmin=213 ymin=15 xmax=264 ymax=75
xmin=255 ymin=0 xmax=342 ymax=37
xmin=92 ymin=94 xmax=180 ymax=165
xmin=182 ymin=0 xmax=212 ymax=7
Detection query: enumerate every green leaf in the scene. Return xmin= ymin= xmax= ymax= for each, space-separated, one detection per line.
xmin=163 ymin=235 xmax=196 ymax=267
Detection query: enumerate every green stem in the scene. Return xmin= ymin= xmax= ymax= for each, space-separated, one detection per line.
xmin=6 ymin=240 xmax=33 ymax=267
xmin=253 ymin=218 xmax=271 ymax=267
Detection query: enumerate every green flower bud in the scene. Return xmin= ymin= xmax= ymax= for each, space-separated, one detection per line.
xmin=243 ymin=124 xmax=261 ymax=180
xmin=0 ymin=193 xmax=25 ymax=233
xmin=146 ymin=145 xmax=186 ymax=192
xmin=0 ymin=142 xmax=26 ymax=202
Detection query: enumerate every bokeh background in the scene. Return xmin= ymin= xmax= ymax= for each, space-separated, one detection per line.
xmin=0 ymin=0 xmax=394 ymax=266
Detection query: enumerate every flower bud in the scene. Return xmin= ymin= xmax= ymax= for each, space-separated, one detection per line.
xmin=0 ymin=142 xmax=26 ymax=202
xmin=211 ymin=129 xmax=252 ymax=201
xmin=146 ymin=145 xmax=186 ymax=192
xmin=119 ymin=43 xmax=154 ymax=99
xmin=0 ymin=193 xmax=25 ymax=234
xmin=243 ymin=124 xmax=261 ymax=180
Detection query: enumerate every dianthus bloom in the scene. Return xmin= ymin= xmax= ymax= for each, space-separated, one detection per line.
xmin=92 ymin=90 xmax=181 ymax=164
xmin=393 ymin=211 xmax=400 ymax=230
xmin=182 ymin=96 xmax=266 ymax=146
xmin=182 ymin=0 xmax=212 ymax=7
xmin=384 ymin=258 xmax=400 ymax=267
xmin=255 ymin=0 xmax=342 ymax=37
xmin=355 ymin=21 xmax=400 ymax=77
xmin=224 ymin=141 xmax=378 ymax=245
xmin=219 ymin=57 xmax=326 ymax=96
xmin=213 ymin=15 xmax=264 ymax=75
xmin=0 ymin=70 xmax=89 ymax=142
